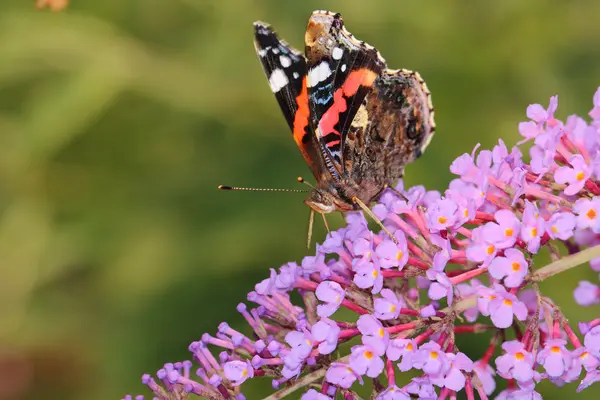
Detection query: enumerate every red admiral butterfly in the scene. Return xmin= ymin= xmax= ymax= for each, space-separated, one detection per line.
xmin=224 ymin=11 xmax=435 ymax=243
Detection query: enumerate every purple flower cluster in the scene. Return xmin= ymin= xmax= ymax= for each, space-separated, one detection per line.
xmin=125 ymin=90 xmax=600 ymax=399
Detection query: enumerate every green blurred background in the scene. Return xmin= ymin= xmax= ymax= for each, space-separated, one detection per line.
xmin=0 ymin=0 xmax=599 ymax=399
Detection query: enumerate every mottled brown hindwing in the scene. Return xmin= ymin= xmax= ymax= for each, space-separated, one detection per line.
xmin=342 ymin=68 xmax=435 ymax=202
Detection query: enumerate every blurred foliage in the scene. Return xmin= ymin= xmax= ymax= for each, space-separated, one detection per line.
xmin=0 ymin=0 xmax=599 ymax=399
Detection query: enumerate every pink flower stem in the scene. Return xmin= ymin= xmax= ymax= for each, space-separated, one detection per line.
xmin=438 ymin=387 xmax=451 ymax=400
xmin=386 ymin=359 xmax=395 ymax=387
xmin=414 ymin=329 xmax=435 ymax=345
xmin=449 ymin=267 xmax=488 ymax=285
xmin=338 ymin=328 xmax=361 ymax=341
xmin=382 ymin=270 xmax=405 ymax=278
xmin=386 ymin=321 xmax=419 ymax=335
xmin=474 ymin=211 xmax=496 ymax=222
xmin=562 ymin=322 xmax=582 ymax=348
xmin=465 ymin=377 xmax=475 ymax=400
xmin=341 ymin=299 xmax=369 ymax=315
xmin=475 ymin=385 xmax=489 ymax=400
xmin=408 ymin=256 xmax=430 ymax=271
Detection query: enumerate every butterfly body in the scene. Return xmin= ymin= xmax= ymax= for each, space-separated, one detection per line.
xmin=254 ymin=11 xmax=435 ymax=215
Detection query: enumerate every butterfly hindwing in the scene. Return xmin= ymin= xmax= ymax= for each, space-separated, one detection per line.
xmin=342 ymin=69 xmax=435 ymax=188
xmin=254 ymin=22 xmax=321 ymax=178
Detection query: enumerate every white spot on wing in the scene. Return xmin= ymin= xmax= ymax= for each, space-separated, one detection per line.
xmin=258 ymin=49 xmax=267 ymax=57
xmin=341 ymin=64 xmax=347 ymax=72
xmin=272 ymin=47 xmax=279 ymax=54
xmin=332 ymin=47 xmax=343 ymax=60
xmin=269 ymin=69 xmax=288 ymax=93
xmin=307 ymin=62 xmax=332 ymax=88
xmin=293 ymin=72 xmax=299 ymax=79
xmin=279 ymin=55 xmax=291 ymax=68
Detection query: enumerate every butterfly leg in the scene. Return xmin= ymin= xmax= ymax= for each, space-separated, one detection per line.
xmin=382 ymin=183 xmax=410 ymax=203
xmin=352 ymin=196 xmax=398 ymax=244
xmin=306 ymin=209 xmax=315 ymax=249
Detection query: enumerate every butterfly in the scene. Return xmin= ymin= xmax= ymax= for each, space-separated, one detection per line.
xmin=253 ymin=10 xmax=435 ymax=242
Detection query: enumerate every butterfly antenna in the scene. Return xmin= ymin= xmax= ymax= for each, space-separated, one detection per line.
xmin=297 ymin=176 xmax=314 ymax=188
xmin=352 ymin=196 xmax=398 ymax=244
xmin=307 ymin=209 xmax=315 ymax=249
xmin=218 ymin=185 xmax=308 ymax=193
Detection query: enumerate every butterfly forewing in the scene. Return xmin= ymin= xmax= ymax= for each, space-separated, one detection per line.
xmin=254 ymin=22 xmax=321 ymax=179
xmin=304 ymin=11 xmax=386 ymax=171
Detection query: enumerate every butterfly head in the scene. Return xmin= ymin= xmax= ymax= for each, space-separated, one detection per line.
xmin=304 ymin=186 xmax=354 ymax=214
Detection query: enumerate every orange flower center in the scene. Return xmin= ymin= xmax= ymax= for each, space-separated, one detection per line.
xmin=587 ymin=209 xmax=597 ymax=220
xmin=515 ymin=352 xmax=525 ymax=360
xmin=372 ymin=269 xmax=379 ymax=278
xmin=551 ymin=346 xmax=561 ymax=353
xmin=531 ymin=228 xmax=538 ymax=237
xmin=576 ymin=171 xmax=585 ymax=181
xmin=487 ymin=245 xmax=495 ymax=255
xmin=505 ymin=228 xmax=514 ymax=237
xmin=503 ymin=299 xmax=513 ymax=306
xmin=438 ymin=216 xmax=448 ymax=224
xmin=430 ymin=351 xmax=439 ymax=359
xmin=390 ymin=304 xmax=397 ymax=312
xmin=396 ymin=251 xmax=404 ymax=261
xmin=511 ymin=262 xmax=521 ymax=271
xmin=364 ymin=350 xmax=374 ymax=360
xmin=378 ymin=328 xmax=385 ymax=338
xmin=551 ymin=225 xmax=558 ymax=233
xmin=406 ymin=343 xmax=414 ymax=351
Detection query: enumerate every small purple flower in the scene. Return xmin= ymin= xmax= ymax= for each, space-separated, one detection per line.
xmin=573 ymin=197 xmax=600 ymax=231
xmin=555 ymin=155 xmax=592 ymax=195
xmin=537 ymin=339 xmax=572 ymax=377
xmin=456 ymin=279 xmax=483 ymax=322
xmin=358 ymin=314 xmax=389 ymax=354
xmin=482 ymin=209 xmax=521 ymax=249
xmin=284 ymin=330 xmax=314 ymax=366
xmin=495 ymin=340 xmax=535 ymax=382
xmin=574 ymin=281 xmax=600 ymax=306
xmin=473 ymin=361 xmax=496 ymax=395
xmin=488 ymin=248 xmax=529 ymax=288
xmin=374 ymin=288 xmax=406 ymax=320
xmin=426 ymin=198 xmax=458 ymax=231
xmin=584 ymin=326 xmax=600 ymax=357
xmin=488 ymin=284 xmax=528 ymax=328
xmin=353 ymin=258 xmax=383 ymax=294
xmin=315 ymin=281 xmax=345 ymax=318
xmin=311 ymin=318 xmax=340 ymax=355
xmin=349 ymin=344 xmax=384 ymax=378
xmin=577 ymin=369 xmax=600 ymax=392
xmin=325 ymin=363 xmax=360 ymax=389
xmin=376 ymin=385 xmax=411 ymax=400
xmin=375 ymin=231 xmax=409 ymax=270
xmin=427 ymin=271 xmax=454 ymax=304
xmin=404 ymin=377 xmax=436 ymax=399
xmin=413 ymin=341 xmax=449 ymax=376
xmin=223 ymin=360 xmax=254 ymax=386
xmin=546 ymin=212 xmax=577 ymax=240
xmin=301 ymin=389 xmax=332 ymax=400
xmin=466 ymin=226 xmax=498 ymax=265
xmin=436 ymin=352 xmax=473 ymax=391
xmin=566 ymin=347 xmax=599 ymax=382
xmin=520 ymin=201 xmax=545 ymax=253
xmin=386 ymin=338 xmax=418 ymax=371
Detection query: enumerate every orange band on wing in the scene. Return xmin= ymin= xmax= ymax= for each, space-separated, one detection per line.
xmin=293 ymin=77 xmax=312 ymax=161
xmin=317 ymin=68 xmax=378 ymax=139
xmin=342 ymin=68 xmax=378 ymax=97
